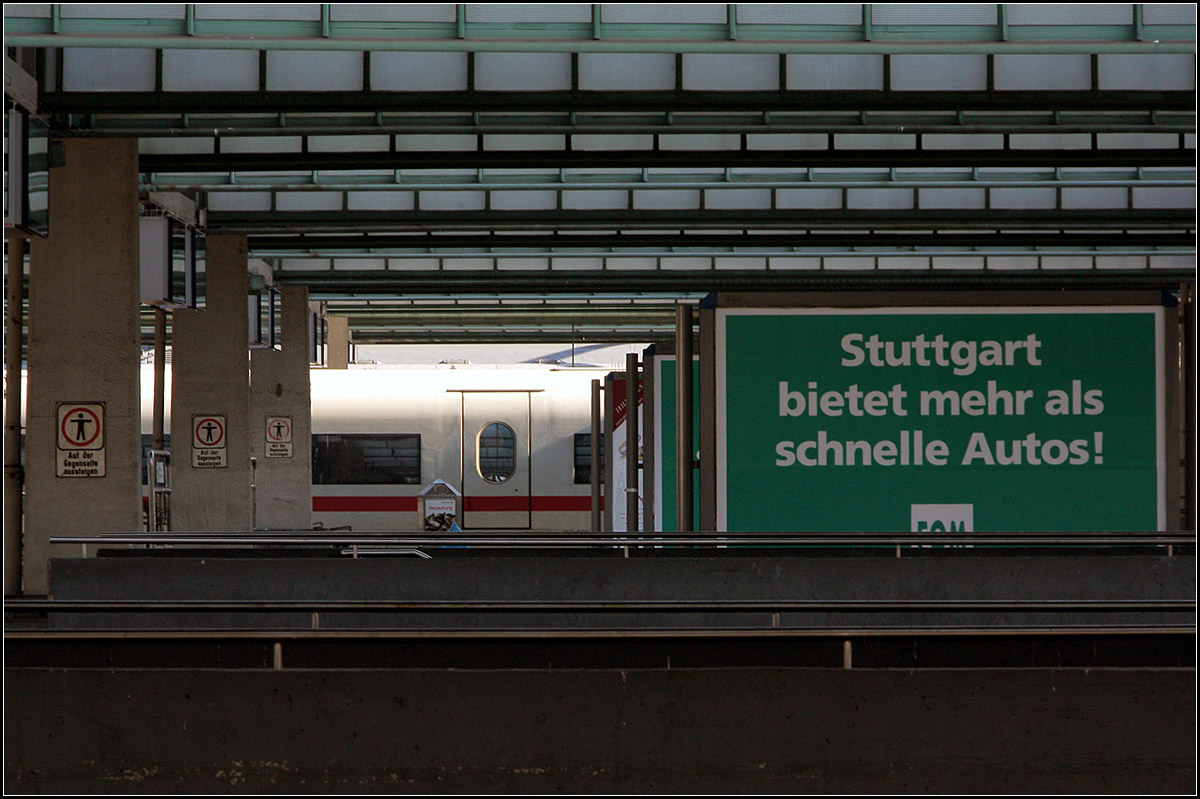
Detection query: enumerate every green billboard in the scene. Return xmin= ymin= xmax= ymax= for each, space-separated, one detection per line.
xmin=716 ymin=307 xmax=1165 ymax=532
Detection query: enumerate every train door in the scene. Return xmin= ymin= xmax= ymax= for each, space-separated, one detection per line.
xmin=459 ymin=391 xmax=532 ymax=530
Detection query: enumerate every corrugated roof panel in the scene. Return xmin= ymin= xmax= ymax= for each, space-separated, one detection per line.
xmin=372 ymin=52 xmax=469 ymax=91
xmin=683 ymin=54 xmax=779 ymax=91
xmin=1007 ymin=4 xmax=1133 ymax=25
xmin=1098 ymin=54 xmax=1196 ymax=91
xmin=1143 ymin=5 xmax=1197 ymax=25
xmin=736 ymin=5 xmax=862 ymax=25
xmin=601 ymin=4 xmax=727 ymax=24
xmin=162 ymin=49 xmax=259 ymax=92
xmin=475 ymin=52 xmax=572 ymax=91
xmin=466 ymin=5 xmax=591 ymax=23
xmin=207 ymin=193 xmax=273 ymax=212
xmin=3 ymin=5 xmax=51 ymax=18
xmin=578 ymin=53 xmax=675 ymax=91
xmin=786 ymin=55 xmax=883 ymax=91
xmin=632 ymin=190 xmax=701 ymax=210
xmin=195 ymin=4 xmax=322 ymax=21
xmin=891 ymin=55 xmax=987 ymax=90
xmin=873 ymin=5 xmax=998 ymax=25
xmin=61 ymin=4 xmax=185 ymax=18
xmin=332 ymin=5 xmax=456 ymax=22
xmin=63 ymin=48 xmax=155 ymax=92
xmin=347 ymin=192 xmax=417 ymax=212
xmin=995 ymin=55 xmax=1092 ymax=91
xmin=267 ymin=51 xmax=363 ymax=92
xmin=276 ymin=192 xmax=344 ymax=212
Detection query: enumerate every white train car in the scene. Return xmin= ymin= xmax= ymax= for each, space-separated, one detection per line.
xmin=138 ymin=364 xmax=606 ymax=532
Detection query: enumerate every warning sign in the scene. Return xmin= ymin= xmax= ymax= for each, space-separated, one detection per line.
xmin=265 ymin=416 xmax=293 ymax=458
xmin=192 ymin=415 xmax=227 ymax=468
xmin=57 ymin=402 xmax=105 ymax=477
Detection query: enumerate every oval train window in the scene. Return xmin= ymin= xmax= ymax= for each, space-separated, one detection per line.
xmin=477 ymin=422 xmax=516 ymax=484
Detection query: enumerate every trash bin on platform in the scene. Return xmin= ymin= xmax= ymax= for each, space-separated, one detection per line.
xmin=417 ymin=479 xmax=462 ymax=531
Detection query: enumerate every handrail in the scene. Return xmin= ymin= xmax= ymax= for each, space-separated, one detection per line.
xmin=5 ymin=598 xmax=1193 ymax=613
xmin=49 ymin=531 xmax=1197 ymax=548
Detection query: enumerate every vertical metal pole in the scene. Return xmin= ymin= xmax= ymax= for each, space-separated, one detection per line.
xmin=675 ymin=304 xmax=694 ymax=533
xmin=1182 ymin=282 xmax=1195 ymax=533
xmin=590 ymin=378 xmax=602 ymax=533
xmin=4 ymin=236 xmax=26 ymax=596
xmin=152 ymin=308 xmax=167 ymax=450
xmin=626 ymin=352 xmax=639 ymax=534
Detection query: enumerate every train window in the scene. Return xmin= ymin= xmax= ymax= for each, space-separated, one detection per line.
xmin=312 ymin=434 xmax=421 ymax=485
xmin=477 ymin=422 xmax=516 ymax=484
xmin=573 ymin=433 xmax=605 ymax=485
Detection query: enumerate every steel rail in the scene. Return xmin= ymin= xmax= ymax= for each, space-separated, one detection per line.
xmin=5 ymin=599 xmax=1194 ymax=613
xmin=5 ymin=626 xmax=1194 ymax=640
xmin=49 ymin=533 xmax=1195 ymax=547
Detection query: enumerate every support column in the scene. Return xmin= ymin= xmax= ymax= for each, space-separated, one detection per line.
xmin=5 ymin=235 xmax=26 ymax=596
xmin=25 ymin=139 xmax=141 ymax=594
xmin=170 ymin=235 xmax=252 ymax=531
xmin=326 ymin=315 xmax=350 ymax=369
xmin=250 ymin=285 xmax=312 ymax=531
xmin=675 ymin=305 xmax=694 ymax=533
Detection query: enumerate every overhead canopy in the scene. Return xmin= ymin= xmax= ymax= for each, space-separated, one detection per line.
xmin=5 ymin=4 xmax=1195 ymax=343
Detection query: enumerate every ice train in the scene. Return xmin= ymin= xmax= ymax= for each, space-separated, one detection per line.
xmin=139 ymin=364 xmax=608 ymax=532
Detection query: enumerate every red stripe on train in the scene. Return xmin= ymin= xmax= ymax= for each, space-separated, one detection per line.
xmin=312 ymin=496 xmax=418 ymax=512
xmin=313 ymin=496 xmax=595 ymax=513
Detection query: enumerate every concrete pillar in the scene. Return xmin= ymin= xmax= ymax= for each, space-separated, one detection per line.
xmin=170 ymin=235 xmax=251 ymax=532
xmin=25 ymin=139 xmax=141 ymax=594
xmin=326 ymin=316 xmax=350 ymax=369
xmin=249 ymin=285 xmax=312 ymax=531
xmin=5 ymin=235 xmax=26 ymax=596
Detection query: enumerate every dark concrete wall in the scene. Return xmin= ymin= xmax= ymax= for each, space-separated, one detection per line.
xmin=5 ymin=667 xmax=1195 ymax=794
xmin=48 ymin=554 xmax=1195 ymax=630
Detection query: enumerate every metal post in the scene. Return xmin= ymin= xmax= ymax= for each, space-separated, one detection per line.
xmin=675 ymin=304 xmax=694 ymax=533
xmin=626 ymin=352 xmax=639 ymax=534
xmin=590 ymin=378 xmax=602 ymax=533
xmin=250 ymin=456 xmax=258 ymax=530
xmin=152 ymin=308 xmax=167 ymax=450
xmin=1182 ymin=282 xmax=1195 ymax=533
xmin=4 ymin=236 xmax=26 ymax=596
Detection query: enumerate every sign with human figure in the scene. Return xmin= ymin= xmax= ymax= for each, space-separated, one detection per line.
xmin=265 ymin=416 xmax=294 ymax=458
xmin=192 ymin=414 xmax=228 ymax=468
xmin=56 ymin=402 xmax=105 ymax=477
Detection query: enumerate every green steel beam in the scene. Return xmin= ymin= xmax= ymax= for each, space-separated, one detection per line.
xmin=145 ymin=168 xmax=1197 ymax=193
xmin=4 ymin=25 xmax=1194 ymax=53
xmin=207 ymin=209 xmax=1195 ymax=234
xmin=80 ymin=112 xmax=1200 ymax=138
xmin=136 ymin=147 xmax=1196 ymax=173
xmin=44 ymin=89 xmax=1197 ymax=115
xmin=244 ymin=231 xmax=1195 ymax=252
xmin=273 ymin=269 xmax=1197 ymax=296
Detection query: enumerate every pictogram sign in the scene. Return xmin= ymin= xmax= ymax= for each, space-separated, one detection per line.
xmin=265 ymin=416 xmax=294 ymax=458
xmin=57 ymin=402 xmax=105 ymax=477
xmin=192 ymin=414 xmax=227 ymax=468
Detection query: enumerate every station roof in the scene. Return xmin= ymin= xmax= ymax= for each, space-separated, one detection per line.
xmin=5 ymin=4 xmax=1196 ymax=344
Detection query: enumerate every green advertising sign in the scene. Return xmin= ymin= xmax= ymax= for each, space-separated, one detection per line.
xmin=717 ymin=307 xmax=1164 ymax=532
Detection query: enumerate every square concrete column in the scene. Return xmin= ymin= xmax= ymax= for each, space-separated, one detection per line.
xmin=325 ymin=315 xmax=350 ymax=369
xmin=250 ymin=285 xmax=312 ymax=530
xmin=25 ymin=139 xmax=141 ymax=594
xmin=170 ymin=235 xmax=252 ymax=531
